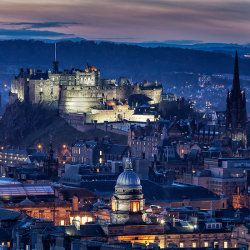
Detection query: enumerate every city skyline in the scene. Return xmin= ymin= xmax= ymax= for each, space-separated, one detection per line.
xmin=0 ymin=0 xmax=250 ymax=43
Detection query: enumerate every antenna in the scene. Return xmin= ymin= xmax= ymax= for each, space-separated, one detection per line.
xmin=55 ymin=43 xmax=57 ymax=62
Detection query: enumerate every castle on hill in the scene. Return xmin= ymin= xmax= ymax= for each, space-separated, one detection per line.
xmin=10 ymin=58 xmax=162 ymax=123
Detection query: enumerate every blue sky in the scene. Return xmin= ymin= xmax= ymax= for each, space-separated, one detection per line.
xmin=0 ymin=0 xmax=250 ymax=43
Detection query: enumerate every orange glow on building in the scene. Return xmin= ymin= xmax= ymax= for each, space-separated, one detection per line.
xmin=130 ymin=201 xmax=140 ymax=212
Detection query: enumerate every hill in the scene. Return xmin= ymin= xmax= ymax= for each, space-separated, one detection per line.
xmin=1 ymin=39 xmax=250 ymax=85
xmin=0 ymin=101 xmax=127 ymax=150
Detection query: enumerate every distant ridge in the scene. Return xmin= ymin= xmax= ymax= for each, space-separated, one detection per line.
xmin=0 ymin=39 xmax=250 ymax=84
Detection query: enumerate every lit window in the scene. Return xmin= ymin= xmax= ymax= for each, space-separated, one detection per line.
xmin=130 ymin=201 xmax=140 ymax=213
xmin=224 ymin=242 xmax=228 ymax=248
xmin=112 ymin=200 xmax=116 ymax=211
xmin=192 ymin=242 xmax=196 ymax=248
xmin=60 ymin=220 xmax=65 ymax=225
xmin=99 ymin=158 xmax=102 ymax=164
xmin=100 ymin=150 xmax=102 ymax=156
xmin=180 ymin=243 xmax=184 ymax=248
xmin=204 ymin=242 xmax=209 ymax=247
xmin=82 ymin=217 xmax=87 ymax=224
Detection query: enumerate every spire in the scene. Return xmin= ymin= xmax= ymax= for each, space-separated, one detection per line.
xmin=55 ymin=42 xmax=57 ymax=62
xmin=226 ymin=90 xmax=230 ymax=107
xmin=232 ymin=50 xmax=241 ymax=95
xmin=124 ymin=157 xmax=133 ymax=171
xmin=52 ymin=42 xmax=59 ymax=74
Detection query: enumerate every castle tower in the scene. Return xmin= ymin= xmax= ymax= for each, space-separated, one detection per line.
xmin=226 ymin=51 xmax=247 ymax=147
xmin=110 ymin=157 xmax=146 ymax=225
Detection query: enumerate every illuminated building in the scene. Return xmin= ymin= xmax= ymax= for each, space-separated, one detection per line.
xmin=71 ymin=139 xmax=128 ymax=165
xmin=110 ymin=157 xmax=146 ymax=224
xmin=0 ymin=148 xmax=29 ymax=167
xmin=10 ymin=61 xmax=162 ymax=123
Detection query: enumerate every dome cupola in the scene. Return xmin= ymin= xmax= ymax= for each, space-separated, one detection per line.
xmin=115 ymin=158 xmax=141 ymax=189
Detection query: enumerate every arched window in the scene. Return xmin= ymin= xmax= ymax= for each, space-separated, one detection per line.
xmin=130 ymin=201 xmax=140 ymax=212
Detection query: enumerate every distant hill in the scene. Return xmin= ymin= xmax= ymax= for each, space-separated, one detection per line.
xmin=0 ymin=39 xmax=250 ymax=85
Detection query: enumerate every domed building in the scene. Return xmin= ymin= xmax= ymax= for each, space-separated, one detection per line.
xmin=110 ymin=158 xmax=146 ymax=225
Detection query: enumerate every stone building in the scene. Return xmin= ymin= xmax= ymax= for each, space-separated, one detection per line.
xmin=110 ymin=158 xmax=146 ymax=225
xmin=10 ymin=62 xmax=162 ymax=122
xmin=225 ymin=51 xmax=247 ymax=147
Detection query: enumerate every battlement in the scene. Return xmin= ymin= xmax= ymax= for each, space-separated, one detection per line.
xmin=11 ymin=65 xmax=162 ymax=120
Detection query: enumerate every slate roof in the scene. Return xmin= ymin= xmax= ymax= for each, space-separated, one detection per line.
xmin=58 ymin=187 xmax=97 ymax=200
xmin=62 ymin=224 xmax=105 ymax=237
xmin=0 ymin=208 xmax=21 ymax=221
xmin=102 ymin=144 xmax=129 ymax=156
xmin=29 ymin=152 xmax=48 ymax=163
xmin=80 ymin=180 xmax=221 ymax=202
xmin=79 ymin=224 xmax=105 ymax=237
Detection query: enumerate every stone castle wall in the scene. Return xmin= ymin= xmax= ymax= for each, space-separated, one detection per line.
xmin=58 ymin=85 xmax=162 ymax=114
xmin=11 ymin=69 xmax=162 ymax=115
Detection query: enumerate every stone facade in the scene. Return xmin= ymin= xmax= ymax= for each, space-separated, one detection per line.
xmin=89 ymin=104 xmax=155 ymax=123
xmin=110 ymin=158 xmax=146 ymax=225
xmin=11 ymin=65 xmax=162 ymax=121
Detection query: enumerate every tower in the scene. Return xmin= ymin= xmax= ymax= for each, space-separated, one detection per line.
xmin=226 ymin=51 xmax=247 ymax=147
xmin=52 ymin=43 xmax=59 ymax=74
xmin=110 ymin=157 xmax=146 ymax=225
xmin=44 ymin=140 xmax=59 ymax=178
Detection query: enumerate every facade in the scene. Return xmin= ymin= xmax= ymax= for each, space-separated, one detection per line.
xmin=225 ymin=51 xmax=247 ymax=147
xmin=71 ymin=140 xmax=129 ymax=165
xmin=184 ymin=157 xmax=250 ymax=205
xmin=0 ymin=148 xmax=29 ymax=167
xmin=10 ymin=63 xmax=162 ymax=123
xmin=110 ymin=158 xmax=146 ymax=225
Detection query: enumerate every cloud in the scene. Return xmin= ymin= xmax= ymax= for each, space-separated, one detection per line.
xmin=0 ymin=28 xmax=73 ymax=37
xmin=1 ymin=0 xmax=250 ymax=42
xmin=5 ymin=21 xmax=79 ymax=29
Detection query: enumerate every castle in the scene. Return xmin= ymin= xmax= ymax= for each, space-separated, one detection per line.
xmin=10 ymin=59 xmax=162 ymax=123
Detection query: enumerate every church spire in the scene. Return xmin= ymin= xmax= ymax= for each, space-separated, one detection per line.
xmin=232 ymin=50 xmax=240 ymax=95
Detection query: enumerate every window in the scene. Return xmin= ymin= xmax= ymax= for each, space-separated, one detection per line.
xmin=60 ymin=220 xmax=65 ymax=225
xmin=224 ymin=242 xmax=228 ymax=248
xmin=180 ymin=243 xmax=184 ymax=248
xmin=130 ymin=201 xmax=140 ymax=212
xmin=192 ymin=242 xmax=196 ymax=248
xmin=112 ymin=200 xmax=116 ymax=211
xmin=204 ymin=242 xmax=209 ymax=247
xmin=214 ymin=242 xmax=219 ymax=248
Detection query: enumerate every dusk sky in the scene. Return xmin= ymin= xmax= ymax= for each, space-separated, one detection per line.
xmin=0 ymin=0 xmax=250 ymax=43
